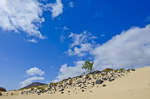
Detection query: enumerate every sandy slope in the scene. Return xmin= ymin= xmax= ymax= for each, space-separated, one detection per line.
xmin=1 ymin=66 xmax=150 ymax=99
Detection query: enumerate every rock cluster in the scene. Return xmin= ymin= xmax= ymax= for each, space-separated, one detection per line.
xmin=0 ymin=87 xmax=6 ymax=92
xmin=0 ymin=87 xmax=7 ymax=96
xmin=17 ymin=68 xmax=135 ymax=95
xmin=0 ymin=92 xmax=2 ymax=96
xmin=1 ymin=68 xmax=135 ymax=96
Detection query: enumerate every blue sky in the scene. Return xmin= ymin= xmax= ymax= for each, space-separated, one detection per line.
xmin=0 ymin=0 xmax=150 ymax=90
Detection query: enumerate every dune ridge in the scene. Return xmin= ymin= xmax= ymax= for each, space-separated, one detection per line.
xmin=1 ymin=66 xmax=150 ymax=99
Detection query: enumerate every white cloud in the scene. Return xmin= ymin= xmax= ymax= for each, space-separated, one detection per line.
xmin=27 ymin=39 xmax=38 ymax=43
xmin=55 ymin=61 xmax=85 ymax=82
xmin=20 ymin=76 xmax=44 ymax=88
xmin=0 ymin=0 xmax=64 ymax=40
xmin=68 ymin=43 xmax=93 ymax=57
xmin=26 ymin=67 xmax=45 ymax=76
xmin=68 ymin=31 xmax=97 ymax=57
xmin=92 ymin=24 xmax=150 ymax=70
xmin=47 ymin=0 xmax=63 ymax=18
xmin=0 ymin=0 xmax=45 ymax=39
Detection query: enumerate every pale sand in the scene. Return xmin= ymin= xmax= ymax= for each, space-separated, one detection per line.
xmin=1 ymin=66 xmax=150 ymax=99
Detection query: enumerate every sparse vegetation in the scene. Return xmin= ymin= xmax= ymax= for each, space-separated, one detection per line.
xmin=49 ymin=82 xmax=58 ymax=86
xmin=102 ymin=68 xmax=114 ymax=72
xmin=119 ymin=68 xmax=125 ymax=72
xmin=69 ymin=79 xmax=73 ymax=84
xmin=7 ymin=66 xmax=136 ymax=96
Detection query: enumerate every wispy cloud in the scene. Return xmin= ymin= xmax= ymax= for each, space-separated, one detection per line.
xmin=46 ymin=0 xmax=63 ymax=18
xmin=68 ymin=31 xmax=98 ymax=57
xmin=26 ymin=67 xmax=45 ymax=76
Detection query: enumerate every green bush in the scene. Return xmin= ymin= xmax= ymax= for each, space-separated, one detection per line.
xmin=102 ymin=68 xmax=114 ymax=72
xmin=69 ymin=79 xmax=73 ymax=84
xmin=119 ymin=68 xmax=125 ymax=72
xmin=49 ymin=82 xmax=58 ymax=86
xmin=82 ymin=60 xmax=94 ymax=73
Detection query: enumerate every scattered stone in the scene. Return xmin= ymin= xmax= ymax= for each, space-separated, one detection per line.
xmin=102 ymin=84 xmax=106 ymax=87
xmin=109 ymin=78 xmax=115 ymax=82
xmin=13 ymin=68 xmax=134 ymax=96
xmin=0 ymin=92 xmax=2 ymax=96
xmin=38 ymin=93 xmax=41 ymax=95
xmin=82 ymin=90 xmax=84 ymax=92
xmin=96 ymin=80 xmax=103 ymax=84
xmin=89 ymin=70 xmax=101 ymax=74
xmin=131 ymin=69 xmax=135 ymax=71
xmin=59 ymin=89 xmax=64 ymax=92
xmin=102 ymin=78 xmax=107 ymax=81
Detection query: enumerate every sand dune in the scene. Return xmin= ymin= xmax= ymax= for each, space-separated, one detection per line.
xmin=1 ymin=66 xmax=150 ymax=99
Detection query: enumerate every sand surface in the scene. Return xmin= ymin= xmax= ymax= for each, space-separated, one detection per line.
xmin=1 ymin=66 xmax=150 ymax=99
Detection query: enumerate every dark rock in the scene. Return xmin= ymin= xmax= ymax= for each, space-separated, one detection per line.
xmin=92 ymin=82 xmax=95 ymax=86
xmin=127 ymin=69 xmax=131 ymax=72
xmin=102 ymin=84 xmax=106 ymax=87
xmin=89 ymin=70 xmax=101 ymax=74
xmin=131 ymin=69 xmax=135 ymax=71
xmin=102 ymin=78 xmax=107 ymax=81
xmin=59 ymin=89 xmax=64 ymax=92
xmin=61 ymin=91 xmax=64 ymax=94
xmin=109 ymin=78 xmax=115 ymax=82
xmin=78 ymin=84 xmax=82 ymax=87
xmin=88 ymin=77 xmax=91 ymax=80
xmin=81 ymin=87 xmax=84 ymax=89
xmin=0 ymin=92 xmax=2 ymax=96
xmin=0 ymin=87 xmax=6 ymax=92
xmin=82 ymin=90 xmax=84 ymax=92
xmin=96 ymin=80 xmax=103 ymax=84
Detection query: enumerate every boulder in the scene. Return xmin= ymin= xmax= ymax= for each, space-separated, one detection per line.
xmin=96 ymin=80 xmax=103 ymax=84
xmin=102 ymin=84 xmax=106 ymax=87
xmin=59 ymin=88 xmax=64 ymax=92
xmin=0 ymin=87 xmax=6 ymax=92
xmin=108 ymin=77 xmax=115 ymax=82
xmin=0 ymin=92 xmax=2 ymax=96
xmin=82 ymin=90 xmax=84 ymax=92
xmin=131 ymin=69 xmax=135 ymax=71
